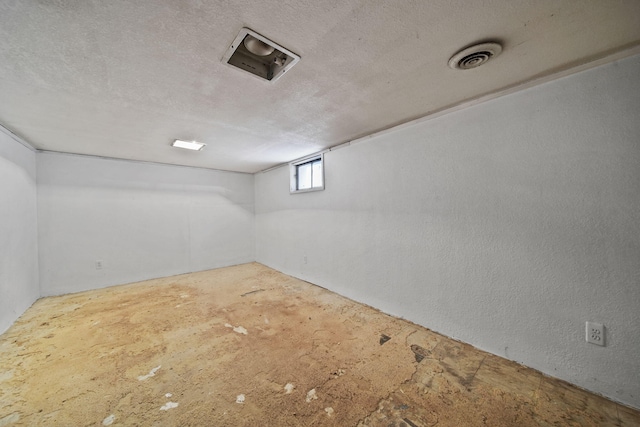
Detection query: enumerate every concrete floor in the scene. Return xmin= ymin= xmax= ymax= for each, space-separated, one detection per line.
xmin=1 ymin=263 xmax=638 ymax=426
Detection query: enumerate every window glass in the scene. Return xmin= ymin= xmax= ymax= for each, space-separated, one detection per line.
xmin=290 ymin=154 xmax=324 ymax=194
xmin=312 ymin=160 xmax=323 ymax=188
xmin=297 ymin=162 xmax=312 ymax=190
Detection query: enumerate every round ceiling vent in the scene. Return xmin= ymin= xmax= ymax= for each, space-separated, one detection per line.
xmin=448 ymin=42 xmax=503 ymax=70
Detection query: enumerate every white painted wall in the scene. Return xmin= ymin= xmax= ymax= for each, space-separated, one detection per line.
xmin=0 ymin=131 xmax=39 ymax=334
xmin=37 ymin=153 xmax=254 ymax=296
xmin=255 ymin=55 xmax=640 ymax=408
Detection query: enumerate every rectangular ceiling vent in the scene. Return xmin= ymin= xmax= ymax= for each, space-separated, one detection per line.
xmin=222 ymin=28 xmax=300 ymax=83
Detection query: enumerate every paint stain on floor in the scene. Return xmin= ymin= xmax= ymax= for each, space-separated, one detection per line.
xmin=0 ymin=263 xmax=638 ymax=426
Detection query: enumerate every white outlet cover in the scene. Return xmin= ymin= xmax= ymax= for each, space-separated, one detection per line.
xmin=586 ymin=321 xmax=605 ymax=346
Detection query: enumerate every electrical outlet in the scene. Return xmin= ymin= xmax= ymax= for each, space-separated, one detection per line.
xmin=95 ymin=260 xmax=103 ymax=270
xmin=303 ymin=255 xmax=308 ymax=264
xmin=586 ymin=321 xmax=605 ymax=346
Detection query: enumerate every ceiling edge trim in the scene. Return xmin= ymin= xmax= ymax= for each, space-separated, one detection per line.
xmin=0 ymin=123 xmax=36 ymax=152
xmin=37 ymin=150 xmax=254 ymax=176
xmin=260 ymin=42 xmax=640 ymax=174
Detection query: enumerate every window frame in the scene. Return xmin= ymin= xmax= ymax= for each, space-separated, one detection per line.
xmin=289 ymin=153 xmax=325 ymax=194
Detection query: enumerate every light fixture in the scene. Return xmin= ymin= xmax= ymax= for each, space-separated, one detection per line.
xmin=243 ymin=35 xmax=275 ymax=56
xmin=222 ymin=28 xmax=300 ymax=82
xmin=171 ymin=139 xmax=205 ymax=151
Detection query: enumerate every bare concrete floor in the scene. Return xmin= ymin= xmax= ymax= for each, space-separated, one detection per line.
xmin=1 ymin=263 xmax=638 ymax=426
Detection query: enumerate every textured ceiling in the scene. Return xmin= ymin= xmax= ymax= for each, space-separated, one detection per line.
xmin=1 ymin=0 xmax=640 ymax=173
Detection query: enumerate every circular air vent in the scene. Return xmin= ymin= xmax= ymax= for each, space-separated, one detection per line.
xmin=448 ymin=42 xmax=503 ymax=70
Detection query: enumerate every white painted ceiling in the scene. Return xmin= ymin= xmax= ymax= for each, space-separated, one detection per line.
xmin=1 ymin=1 xmax=640 ymax=173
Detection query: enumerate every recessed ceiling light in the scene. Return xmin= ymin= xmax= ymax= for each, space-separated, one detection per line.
xmin=222 ymin=28 xmax=300 ymax=82
xmin=243 ymin=35 xmax=275 ymax=56
xmin=171 ymin=139 xmax=206 ymax=151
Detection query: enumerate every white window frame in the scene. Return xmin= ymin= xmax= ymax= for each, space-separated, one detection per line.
xmin=290 ymin=153 xmax=324 ymax=194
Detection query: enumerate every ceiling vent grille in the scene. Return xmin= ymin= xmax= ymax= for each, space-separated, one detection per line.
xmin=448 ymin=42 xmax=502 ymax=70
xmin=222 ymin=28 xmax=300 ymax=82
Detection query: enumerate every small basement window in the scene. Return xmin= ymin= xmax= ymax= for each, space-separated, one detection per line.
xmin=290 ymin=154 xmax=324 ymax=193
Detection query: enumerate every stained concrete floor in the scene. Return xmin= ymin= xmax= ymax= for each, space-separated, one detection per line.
xmin=1 ymin=263 xmax=638 ymax=426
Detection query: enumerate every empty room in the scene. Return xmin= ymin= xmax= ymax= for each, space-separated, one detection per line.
xmin=1 ymin=1 xmax=639 ymax=426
